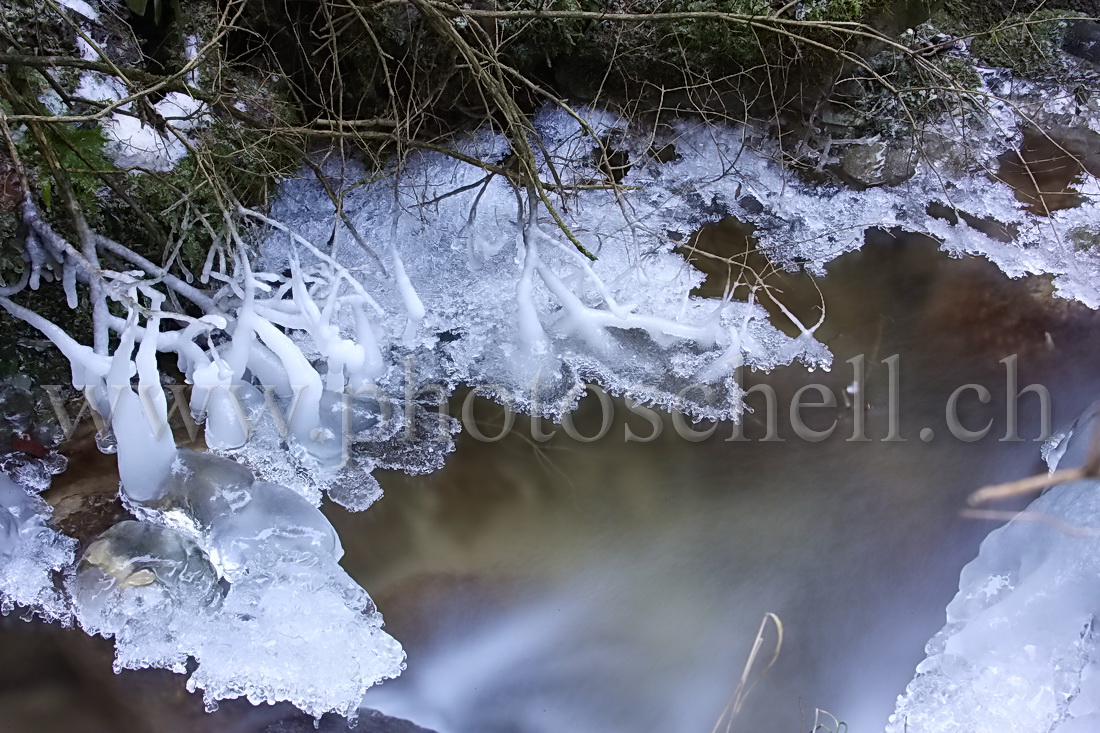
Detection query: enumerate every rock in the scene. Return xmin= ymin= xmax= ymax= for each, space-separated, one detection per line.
xmin=840 ymin=142 xmax=916 ymax=187
xmin=1064 ymin=19 xmax=1100 ymax=63
xmin=818 ymin=106 xmax=870 ymax=134
xmin=262 ymin=710 xmax=437 ymax=733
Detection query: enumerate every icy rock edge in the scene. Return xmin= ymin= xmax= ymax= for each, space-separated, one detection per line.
xmin=71 ymin=442 xmax=404 ymax=721
xmin=887 ymin=410 xmax=1100 ymax=733
xmin=0 ymin=472 xmax=76 ymax=623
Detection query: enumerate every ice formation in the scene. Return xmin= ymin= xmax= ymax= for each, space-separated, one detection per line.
xmin=68 ymin=443 xmax=403 ymax=718
xmin=63 ymin=412 xmax=405 ymax=719
xmin=13 ymin=24 xmax=1100 ymax=514
xmin=0 ymin=383 xmax=76 ymax=622
xmin=0 ymin=473 xmax=75 ymax=622
xmin=887 ymin=407 xmax=1100 ymax=733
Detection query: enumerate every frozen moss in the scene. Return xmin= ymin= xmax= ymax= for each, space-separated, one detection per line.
xmin=1069 ymin=225 xmax=1100 ymax=253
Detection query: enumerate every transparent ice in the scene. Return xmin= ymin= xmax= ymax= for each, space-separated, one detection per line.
xmin=72 ymin=520 xmax=224 ymax=673
xmin=80 ymin=422 xmax=406 ymax=719
xmin=887 ymin=404 xmax=1100 ymax=733
xmin=0 ymin=473 xmax=76 ymax=622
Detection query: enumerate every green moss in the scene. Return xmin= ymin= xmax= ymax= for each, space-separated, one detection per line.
xmin=801 ymin=0 xmax=874 ymax=23
xmin=104 ymin=112 xmax=303 ymax=276
xmin=969 ymin=10 xmax=1079 ymax=76
xmin=113 ymin=157 xmax=217 ymax=274
xmin=33 ymin=126 xmax=113 ymax=218
xmin=1069 ymin=225 xmax=1100 ymax=253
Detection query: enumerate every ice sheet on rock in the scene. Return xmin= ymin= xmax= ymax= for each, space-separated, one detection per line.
xmin=1044 ymin=401 xmax=1100 ymax=473
xmin=128 ymin=448 xmax=257 ymax=536
xmin=635 ymin=77 xmax=1100 ymax=306
xmin=887 ymin=477 xmax=1100 ymax=733
xmin=98 ymin=446 xmax=404 ymax=718
xmin=72 ymin=521 xmax=224 ymax=673
xmin=217 ymin=386 xmax=396 ymax=511
xmin=0 ymin=474 xmax=76 ymax=621
xmin=206 ymin=481 xmax=343 ymax=579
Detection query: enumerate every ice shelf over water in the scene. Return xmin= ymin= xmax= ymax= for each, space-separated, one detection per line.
xmin=888 ymin=408 xmax=1100 ymax=733
xmin=68 ymin=443 xmax=405 ymax=720
xmin=0 ymin=472 xmax=75 ymax=622
xmin=246 ymin=65 xmax=1100 ymax=502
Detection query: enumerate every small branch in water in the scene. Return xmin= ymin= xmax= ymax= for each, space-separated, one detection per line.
xmin=960 ymin=508 xmax=1098 ymax=537
xmin=967 ymin=413 xmax=1100 ymax=506
xmin=968 ymin=466 xmax=1089 ymax=506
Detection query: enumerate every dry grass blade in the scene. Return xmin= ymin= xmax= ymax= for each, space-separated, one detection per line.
xmin=968 ymin=466 xmax=1088 ymax=506
xmin=711 ymin=612 xmax=784 ymax=733
xmin=809 ymin=708 xmax=847 ymax=732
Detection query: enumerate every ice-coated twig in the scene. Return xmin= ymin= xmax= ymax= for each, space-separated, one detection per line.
xmin=0 ymin=295 xmax=111 ymax=388
xmin=96 ymin=235 xmax=216 ymax=311
xmin=516 ymin=199 xmax=551 ymax=357
xmin=388 ymin=214 xmax=425 ymax=345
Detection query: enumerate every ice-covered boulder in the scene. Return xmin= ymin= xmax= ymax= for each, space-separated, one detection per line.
xmin=207 ymin=481 xmax=343 ymax=579
xmin=89 ymin=445 xmax=404 ymax=719
xmin=189 ymin=571 xmax=403 ymax=719
xmin=72 ymin=520 xmax=224 ymax=672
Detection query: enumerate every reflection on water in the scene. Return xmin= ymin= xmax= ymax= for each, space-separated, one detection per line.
xmin=996 ymin=126 xmax=1100 ymax=216
xmin=4 ymin=232 xmax=1100 ymax=733
xmin=335 ymin=232 xmax=1100 ymax=732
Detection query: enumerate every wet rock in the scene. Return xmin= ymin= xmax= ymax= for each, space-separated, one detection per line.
xmin=840 ymin=141 xmax=916 ymax=187
xmin=1064 ymin=19 xmax=1100 ymax=64
xmin=262 ymin=710 xmax=437 ymax=733
xmin=737 ymin=194 xmax=765 ymax=214
xmin=818 ymin=106 xmax=870 ymax=134
xmin=50 ymin=491 xmax=129 ymax=546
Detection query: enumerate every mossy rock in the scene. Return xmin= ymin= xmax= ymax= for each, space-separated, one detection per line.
xmin=1069 ymin=225 xmax=1100 ymax=253
xmin=967 ymin=10 xmax=1081 ymax=76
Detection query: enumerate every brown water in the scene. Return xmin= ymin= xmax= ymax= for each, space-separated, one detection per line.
xmin=996 ymin=127 xmax=1100 ymax=216
xmin=4 ymin=231 xmax=1100 ymax=733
